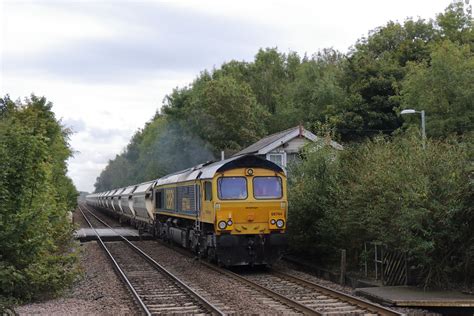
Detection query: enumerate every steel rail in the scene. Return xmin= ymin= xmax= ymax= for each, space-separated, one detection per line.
xmin=273 ymin=270 xmax=403 ymax=316
xmin=155 ymin=230 xmax=403 ymax=316
xmin=145 ymin=237 xmax=319 ymax=314
xmin=78 ymin=205 xmax=151 ymax=316
xmin=82 ymin=204 xmax=402 ymax=315
xmin=198 ymin=260 xmax=320 ymax=315
xmin=81 ymin=204 xmax=225 ymax=316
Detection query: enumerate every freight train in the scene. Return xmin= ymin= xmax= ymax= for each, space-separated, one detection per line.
xmin=86 ymin=155 xmax=287 ymax=266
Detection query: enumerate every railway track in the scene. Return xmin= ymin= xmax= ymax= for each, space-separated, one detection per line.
xmin=152 ymin=238 xmax=402 ymax=315
xmin=81 ymin=205 xmax=402 ymax=315
xmin=78 ymin=205 xmax=224 ymax=315
xmin=243 ymin=270 xmax=402 ymax=315
xmin=198 ymin=260 xmax=402 ymax=316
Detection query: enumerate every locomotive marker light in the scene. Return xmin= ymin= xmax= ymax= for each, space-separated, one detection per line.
xmin=218 ymin=221 xmax=227 ymax=230
xmin=270 ymin=219 xmax=276 ymax=225
xmin=227 ymin=219 xmax=233 ymax=226
xmin=400 ymin=109 xmax=426 ymax=149
xmin=276 ymin=219 xmax=285 ymax=228
xmin=246 ymin=168 xmax=254 ymax=176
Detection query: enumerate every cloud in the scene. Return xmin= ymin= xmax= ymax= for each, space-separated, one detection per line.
xmin=3 ymin=1 xmax=275 ymax=83
xmin=87 ymin=126 xmax=134 ymax=143
xmin=62 ymin=117 xmax=86 ymax=133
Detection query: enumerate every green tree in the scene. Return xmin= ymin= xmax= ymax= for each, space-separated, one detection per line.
xmin=288 ymin=49 xmax=347 ymax=130
xmin=436 ymin=1 xmax=473 ymax=46
xmin=0 ymin=95 xmax=78 ymax=305
xmin=334 ymin=19 xmax=435 ymax=141
xmin=401 ymin=40 xmax=473 ymax=137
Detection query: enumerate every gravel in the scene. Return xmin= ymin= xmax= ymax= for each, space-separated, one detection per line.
xmin=132 ymin=240 xmax=300 ymax=314
xmin=72 ymin=208 xmax=89 ymax=228
xmin=84 ymin=206 xmax=123 ymax=228
xmin=15 ymin=242 xmax=136 ymax=315
xmin=274 ymin=260 xmax=435 ymax=315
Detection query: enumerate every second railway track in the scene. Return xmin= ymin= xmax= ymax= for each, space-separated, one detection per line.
xmin=78 ymin=205 xmax=224 ymax=315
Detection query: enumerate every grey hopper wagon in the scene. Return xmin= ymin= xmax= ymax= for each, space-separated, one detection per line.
xmin=112 ymin=187 xmax=126 ymax=213
xmin=120 ymin=185 xmax=137 ymax=219
xmin=132 ymin=181 xmax=155 ymax=224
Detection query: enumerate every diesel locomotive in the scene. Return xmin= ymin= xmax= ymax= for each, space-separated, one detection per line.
xmin=86 ymin=155 xmax=287 ymax=266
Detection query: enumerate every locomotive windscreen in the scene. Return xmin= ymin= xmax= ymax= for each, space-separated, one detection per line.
xmin=253 ymin=176 xmax=282 ymax=199
xmin=218 ymin=177 xmax=248 ymax=200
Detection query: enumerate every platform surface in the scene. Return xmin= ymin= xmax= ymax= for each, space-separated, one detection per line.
xmin=75 ymin=227 xmax=144 ymax=241
xmin=355 ymin=286 xmax=474 ymax=307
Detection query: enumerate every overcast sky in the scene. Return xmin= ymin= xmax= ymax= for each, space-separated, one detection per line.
xmin=1 ymin=0 xmax=452 ymax=192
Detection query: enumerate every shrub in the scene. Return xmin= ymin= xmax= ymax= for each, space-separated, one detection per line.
xmin=288 ymin=133 xmax=473 ymax=287
xmin=0 ymin=95 xmax=79 ymax=305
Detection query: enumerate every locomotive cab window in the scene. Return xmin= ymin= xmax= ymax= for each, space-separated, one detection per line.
xmin=204 ymin=181 xmax=212 ymax=201
xmin=218 ymin=177 xmax=247 ymax=200
xmin=253 ymin=176 xmax=282 ymax=199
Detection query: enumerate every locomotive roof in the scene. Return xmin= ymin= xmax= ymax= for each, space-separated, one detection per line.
xmin=89 ymin=155 xmax=283 ymax=198
xmin=155 ymin=154 xmax=284 ymax=186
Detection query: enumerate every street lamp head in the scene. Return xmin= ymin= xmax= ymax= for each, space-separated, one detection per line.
xmin=401 ymin=109 xmax=417 ymax=115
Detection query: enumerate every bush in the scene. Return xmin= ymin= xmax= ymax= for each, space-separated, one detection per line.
xmin=0 ymin=95 xmax=79 ymax=305
xmin=288 ymin=133 xmax=473 ymax=287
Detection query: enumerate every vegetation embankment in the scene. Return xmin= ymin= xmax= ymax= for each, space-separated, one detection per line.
xmin=288 ymin=134 xmax=473 ymax=288
xmin=0 ymin=96 xmax=79 ymax=309
xmin=93 ymin=2 xmax=471 ymax=288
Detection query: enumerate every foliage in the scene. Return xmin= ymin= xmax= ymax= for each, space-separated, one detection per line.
xmin=0 ymin=95 xmax=79 ymax=305
xmin=288 ymin=134 xmax=473 ymax=287
xmin=401 ymin=40 xmax=473 ymax=137
xmin=94 ymin=115 xmax=215 ymax=192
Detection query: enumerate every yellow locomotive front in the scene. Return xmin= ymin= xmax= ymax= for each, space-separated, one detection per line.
xmin=209 ymin=166 xmax=287 ymax=266
xmin=152 ymin=155 xmax=287 ymax=266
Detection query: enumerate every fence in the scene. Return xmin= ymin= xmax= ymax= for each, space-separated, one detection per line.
xmin=364 ymin=242 xmax=407 ymax=286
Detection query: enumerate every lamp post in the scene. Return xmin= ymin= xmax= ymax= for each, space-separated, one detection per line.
xmin=401 ymin=109 xmax=426 ymax=149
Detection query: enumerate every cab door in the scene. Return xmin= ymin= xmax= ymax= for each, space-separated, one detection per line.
xmin=200 ymin=180 xmax=214 ymax=223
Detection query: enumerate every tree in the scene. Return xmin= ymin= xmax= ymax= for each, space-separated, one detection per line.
xmin=436 ymin=1 xmax=473 ymax=46
xmin=0 ymin=95 xmax=78 ymax=304
xmin=190 ymin=75 xmax=267 ymax=151
xmin=401 ymin=40 xmax=473 ymax=137
xmin=333 ymin=18 xmax=436 ymax=141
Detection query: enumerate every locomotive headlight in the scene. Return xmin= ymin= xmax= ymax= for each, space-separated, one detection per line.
xmin=276 ymin=219 xmax=285 ymax=228
xmin=270 ymin=219 xmax=276 ymax=225
xmin=227 ymin=219 xmax=233 ymax=226
xmin=218 ymin=221 xmax=227 ymax=230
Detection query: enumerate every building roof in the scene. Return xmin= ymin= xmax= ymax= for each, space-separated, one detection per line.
xmin=234 ymin=125 xmax=342 ymax=156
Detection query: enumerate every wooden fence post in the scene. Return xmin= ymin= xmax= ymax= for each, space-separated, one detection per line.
xmin=340 ymin=249 xmax=346 ymax=285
